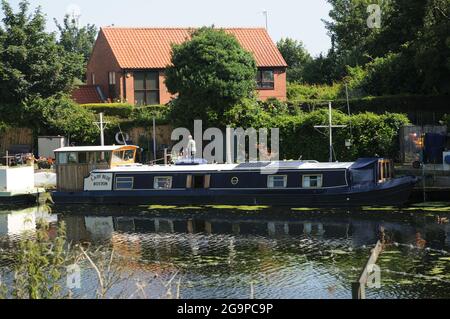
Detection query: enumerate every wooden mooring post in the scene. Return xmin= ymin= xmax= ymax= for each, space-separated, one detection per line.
xmin=352 ymin=240 xmax=384 ymax=299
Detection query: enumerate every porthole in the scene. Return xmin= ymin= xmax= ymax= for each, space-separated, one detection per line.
xmin=231 ymin=177 xmax=239 ymax=185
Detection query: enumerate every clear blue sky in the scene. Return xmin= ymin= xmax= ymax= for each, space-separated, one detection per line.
xmin=8 ymin=0 xmax=332 ymax=56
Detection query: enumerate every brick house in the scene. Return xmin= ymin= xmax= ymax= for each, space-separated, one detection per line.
xmin=75 ymin=27 xmax=287 ymax=105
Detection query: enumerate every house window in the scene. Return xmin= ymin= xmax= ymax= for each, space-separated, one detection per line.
xmin=109 ymin=72 xmax=116 ymax=85
xmin=108 ymin=72 xmax=116 ymax=100
xmin=134 ymin=71 xmax=160 ymax=105
xmin=267 ymin=175 xmax=287 ymax=188
xmin=256 ymin=69 xmax=274 ymax=89
xmin=302 ymin=175 xmax=323 ymax=188
xmin=116 ymin=177 xmax=134 ymax=190
xmin=154 ymin=176 xmax=173 ymax=189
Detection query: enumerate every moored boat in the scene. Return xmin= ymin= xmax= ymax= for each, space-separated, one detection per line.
xmin=50 ymin=145 xmax=418 ymax=207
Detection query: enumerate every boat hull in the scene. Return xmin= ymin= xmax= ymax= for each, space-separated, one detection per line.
xmin=52 ymin=176 xmax=417 ymax=208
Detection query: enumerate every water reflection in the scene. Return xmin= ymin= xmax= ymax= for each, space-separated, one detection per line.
xmin=0 ymin=206 xmax=56 ymax=237
xmin=1 ymin=205 xmax=450 ymax=299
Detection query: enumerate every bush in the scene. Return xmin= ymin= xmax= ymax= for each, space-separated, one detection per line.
xmin=81 ymin=103 xmax=134 ymax=118
xmin=24 ymin=95 xmax=99 ymax=144
xmin=130 ymin=105 xmax=170 ymax=126
xmin=223 ymin=102 xmax=410 ymax=162
xmin=287 ymin=83 xmax=341 ymax=101
xmin=288 ymin=94 xmax=448 ymax=125
xmin=259 ymin=98 xmax=289 ymax=115
xmin=224 ymin=98 xmax=272 ymax=129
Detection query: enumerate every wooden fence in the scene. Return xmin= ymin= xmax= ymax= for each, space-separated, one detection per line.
xmin=0 ymin=127 xmax=33 ymax=155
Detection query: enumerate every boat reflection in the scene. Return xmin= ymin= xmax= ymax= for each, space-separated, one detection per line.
xmin=59 ymin=207 xmax=450 ymax=253
xmin=0 ymin=205 xmax=56 ymax=237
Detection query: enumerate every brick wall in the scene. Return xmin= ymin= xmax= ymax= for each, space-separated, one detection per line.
xmin=257 ymin=68 xmax=287 ymax=101
xmin=86 ymin=30 xmax=121 ymax=101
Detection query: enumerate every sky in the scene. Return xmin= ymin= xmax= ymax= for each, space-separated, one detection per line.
xmin=7 ymin=0 xmax=332 ymax=56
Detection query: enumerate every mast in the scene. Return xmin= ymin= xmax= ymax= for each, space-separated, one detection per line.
xmin=94 ymin=112 xmax=109 ymax=146
xmin=314 ymin=102 xmax=347 ymax=162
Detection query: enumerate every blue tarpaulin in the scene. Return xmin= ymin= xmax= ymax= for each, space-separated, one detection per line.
xmin=349 ymin=158 xmax=379 ymax=170
xmin=424 ymin=133 xmax=446 ymax=164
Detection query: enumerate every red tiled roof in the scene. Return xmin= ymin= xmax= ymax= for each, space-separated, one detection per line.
xmin=100 ymin=27 xmax=287 ymax=69
xmin=71 ymin=85 xmax=105 ymax=104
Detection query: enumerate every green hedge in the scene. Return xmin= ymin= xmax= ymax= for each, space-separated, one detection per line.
xmin=81 ymin=104 xmax=170 ymax=123
xmin=288 ymin=95 xmax=449 ymax=125
xmin=265 ymin=109 xmax=410 ymax=162
xmin=81 ymin=103 xmax=134 ymax=118
xmin=287 ymin=83 xmax=341 ymax=101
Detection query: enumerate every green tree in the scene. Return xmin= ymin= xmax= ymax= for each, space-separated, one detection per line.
xmin=165 ymin=27 xmax=257 ymax=128
xmin=276 ymin=38 xmax=312 ymax=83
xmin=54 ymin=14 xmax=97 ymax=81
xmin=0 ymin=0 xmax=82 ymax=104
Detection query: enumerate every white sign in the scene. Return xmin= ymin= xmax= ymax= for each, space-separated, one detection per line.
xmin=84 ymin=173 xmax=113 ymax=191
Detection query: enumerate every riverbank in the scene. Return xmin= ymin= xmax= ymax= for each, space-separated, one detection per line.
xmin=395 ymin=164 xmax=450 ymax=201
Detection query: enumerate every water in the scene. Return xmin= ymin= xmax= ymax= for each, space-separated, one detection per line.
xmin=1 ymin=204 xmax=450 ymax=299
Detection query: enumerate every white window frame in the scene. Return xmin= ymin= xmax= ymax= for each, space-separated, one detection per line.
xmin=302 ymin=174 xmax=323 ymax=188
xmin=115 ymin=176 xmax=134 ymax=190
xmin=154 ymin=176 xmax=173 ymax=190
xmin=267 ymin=175 xmax=287 ymax=188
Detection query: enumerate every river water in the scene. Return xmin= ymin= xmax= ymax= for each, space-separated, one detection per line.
xmin=1 ymin=204 xmax=450 ymax=299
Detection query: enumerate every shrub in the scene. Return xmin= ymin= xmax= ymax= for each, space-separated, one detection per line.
xmin=224 ymin=98 xmax=272 ymax=129
xmin=287 ymin=83 xmax=341 ymax=101
xmin=223 ymin=103 xmax=410 ymax=162
xmin=24 ymin=95 xmax=99 ymax=144
xmin=259 ymin=98 xmax=289 ymax=115
xmin=81 ymin=103 xmax=134 ymax=118
xmin=130 ymin=105 xmax=170 ymax=126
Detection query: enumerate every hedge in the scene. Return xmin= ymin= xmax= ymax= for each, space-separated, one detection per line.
xmin=81 ymin=103 xmax=134 ymax=118
xmin=288 ymin=94 xmax=449 ymax=125
xmin=268 ymin=110 xmax=410 ymax=162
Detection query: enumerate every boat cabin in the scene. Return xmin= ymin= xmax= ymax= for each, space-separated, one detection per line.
xmin=54 ymin=145 xmax=138 ymax=191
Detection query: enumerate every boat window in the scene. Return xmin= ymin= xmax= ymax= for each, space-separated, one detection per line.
xmin=124 ymin=150 xmax=135 ymax=161
xmin=302 ymin=175 xmax=323 ymax=188
xmin=267 ymin=175 xmax=287 ymax=188
xmin=78 ymin=152 xmax=87 ymax=164
xmin=115 ymin=177 xmax=134 ymax=190
xmin=57 ymin=153 xmax=68 ymax=164
xmin=112 ymin=151 xmax=124 ymax=162
xmin=67 ymin=152 xmax=78 ymax=164
xmin=154 ymin=176 xmax=172 ymax=189
xmin=186 ymin=175 xmax=211 ymax=189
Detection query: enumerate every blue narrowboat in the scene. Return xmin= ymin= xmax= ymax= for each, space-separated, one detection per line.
xmin=51 ymin=145 xmax=418 ymax=207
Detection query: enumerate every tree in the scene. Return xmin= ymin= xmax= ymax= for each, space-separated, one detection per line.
xmin=165 ymin=27 xmax=257 ymax=128
xmin=276 ymin=38 xmax=312 ymax=83
xmin=320 ymin=0 xmax=450 ymax=95
xmin=0 ymin=0 xmax=83 ymax=104
xmin=55 ymin=14 xmax=97 ymax=81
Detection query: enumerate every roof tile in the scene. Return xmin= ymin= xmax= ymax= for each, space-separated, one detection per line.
xmin=71 ymin=85 xmax=105 ymax=104
xmin=100 ymin=27 xmax=287 ymax=69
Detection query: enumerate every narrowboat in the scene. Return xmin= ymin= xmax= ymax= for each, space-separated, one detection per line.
xmin=51 ymin=145 xmax=418 ymax=207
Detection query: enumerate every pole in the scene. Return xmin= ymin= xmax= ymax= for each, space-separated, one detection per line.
xmin=100 ymin=112 xmax=105 ymax=146
xmin=263 ymin=10 xmax=268 ymax=31
xmin=152 ymin=117 xmax=157 ymax=162
xmin=314 ymin=102 xmax=346 ymax=163
xmin=329 ymin=102 xmax=333 ymax=162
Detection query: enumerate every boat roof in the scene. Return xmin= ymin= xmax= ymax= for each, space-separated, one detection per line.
xmin=54 ymin=145 xmax=138 ymax=152
xmin=93 ymin=161 xmax=355 ymax=173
